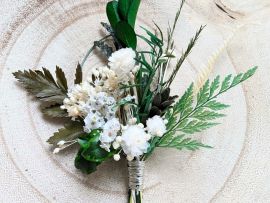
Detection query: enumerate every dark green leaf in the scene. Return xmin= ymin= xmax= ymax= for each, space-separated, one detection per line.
xmin=115 ymin=21 xmax=137 ymax=49
xmin=75 ymin=149 xmax=99 ymax=174
xmin=140 ymin=26 xmax=163 ymax=46
xmin=47 ymin=121 xmax=86 ymax=145
xmin=79 ymin=130 xmax=115 ymax=162
xmin=118 ymin=0 xmax=131 ymax=20
xmin=74 ymin=63 xmax=82 ymax=84
xmin=106 ymin=1 xmax=120 ymax=29
xmin=127 ymin=0 xmax=141 ymax=28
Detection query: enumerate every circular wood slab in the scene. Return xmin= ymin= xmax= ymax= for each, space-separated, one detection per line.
xmin=0 ymin=0 xmax=269 ymax=202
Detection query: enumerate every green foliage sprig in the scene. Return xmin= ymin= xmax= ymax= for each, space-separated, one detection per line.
xmin=156 ymin=67 xmax=257 ymax=151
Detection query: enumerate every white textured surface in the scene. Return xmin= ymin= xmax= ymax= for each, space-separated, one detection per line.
xmin=0 ymin=0 xmax=269 ymax=202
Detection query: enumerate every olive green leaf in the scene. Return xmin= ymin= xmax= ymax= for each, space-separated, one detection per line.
xmin=56 ymin=66 xmax=68 ymax=92
xmin=74 ymin=63 xmax=82 ymax=84
xmin=42 ymin=104 xmax=68 ymax=118
xmin=106 ymin=1 xmax=121 ymax=29
xmin=47 ymin=121 xmax=86 ymax=145
xmin=13 ymin=67 xmax=67 ymax=104
xmin=115 ymin=21 xmax=137 ymax=49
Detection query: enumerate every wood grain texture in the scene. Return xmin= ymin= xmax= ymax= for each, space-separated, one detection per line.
xmin=0 ymin=0 xmax=269 ymax=202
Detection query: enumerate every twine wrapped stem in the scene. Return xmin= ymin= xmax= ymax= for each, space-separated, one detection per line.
xmin=128 ymin=159 xmax=145 ymax=203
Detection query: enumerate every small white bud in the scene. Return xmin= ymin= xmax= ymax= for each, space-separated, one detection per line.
xmin=129 ymin=72 xmax=135 ymax=79
xmin=63 ymin=98 xmax=70 ymax=104
xmin=116 ymin=136 xmax=122 ymax=143
xmin=127 ymin=155 xmax=134 ymax=162
xmin=132 ymin=65 xmax=140 ymax=74
xmin=164 ymin=119 xmax=168 ymax=124
xmin=95 ymin=86 xmax=102 ymax=92
xmin=128 ymin=118 xmax=137 ymax=125
xmin=60 ymin=105 xmax=66 ymax=110
xmin=70 ymin=96 xmax=76 ymax=103
xmin=57 ymin=140 xmax=66 ymax=147
xmin=138 ymin=123 xmax=144 ymax=129
xmin=112 ymin=141 xmax=120 ymax=149
xmin=156 ymin=130 xmax=163 ymax=137
xmin=53 ymin=148 xmax=60 ymax=154
xmin=145 ymin=133 xmax=152 ymax=140
xmin=113 ymin=154 xmax=121 ymax=161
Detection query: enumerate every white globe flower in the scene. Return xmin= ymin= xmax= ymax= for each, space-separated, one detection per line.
xmin=146 ymin=115 xmax=167 ymax=137
xmin=121 ymin=125 xmax=150 ymax=157
xmin=83 ymin=112 xmax=105 ymax=133
xmin=99 ymin=118 xmax=121 ymax=143
xmin=108 ymin=48 xmax=136 ymax=81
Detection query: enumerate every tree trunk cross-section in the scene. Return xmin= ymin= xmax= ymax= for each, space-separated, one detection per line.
xmin=0 ymin=0 xmax=269 ymax=202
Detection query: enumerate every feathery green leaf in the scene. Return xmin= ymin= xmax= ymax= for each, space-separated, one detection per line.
xmin=159 ymin=135 xmax=212 ymax=151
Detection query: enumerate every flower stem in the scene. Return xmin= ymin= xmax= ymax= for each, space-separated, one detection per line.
xmin=128 ymin=189 xmax=142 ymax=203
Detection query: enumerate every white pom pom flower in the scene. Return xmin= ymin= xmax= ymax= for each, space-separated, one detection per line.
xmin=108 ymin=48 xmax=136 ymax=82
xmin=120 ymin=125 xmax=150 ymax=158
xmin=146 ymin=115 xmax=167 ymax=137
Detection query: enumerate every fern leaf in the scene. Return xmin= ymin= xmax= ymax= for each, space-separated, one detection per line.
xmin=196 ymin=80 xmax=210 ymax=105
xmin=209 ymin=76 xmax=220 ymax=97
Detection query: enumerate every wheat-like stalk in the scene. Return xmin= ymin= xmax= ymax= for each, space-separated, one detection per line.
xmin=193 ymin=25 xmax=242 ymax=94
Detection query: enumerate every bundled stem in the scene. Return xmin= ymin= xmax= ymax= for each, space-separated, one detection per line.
xmin=128 ymin=160 xmax=145 ymax=203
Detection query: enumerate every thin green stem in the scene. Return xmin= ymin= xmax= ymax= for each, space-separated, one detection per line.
xmin=80 ymin=35 xmax=111 ymax=68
